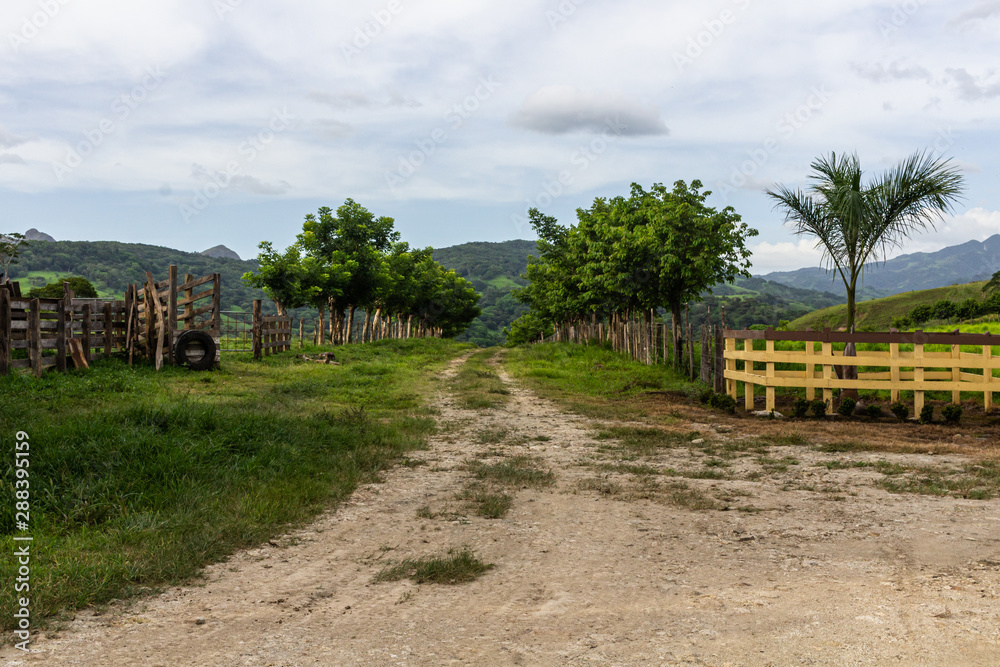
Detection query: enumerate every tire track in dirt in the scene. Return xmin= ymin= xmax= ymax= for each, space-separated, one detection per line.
xmin=4 ymin=351 xmax=1000 ymax=665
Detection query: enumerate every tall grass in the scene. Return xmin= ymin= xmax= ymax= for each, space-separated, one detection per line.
xmin=0 ymin=338 xmax=466 ymax=634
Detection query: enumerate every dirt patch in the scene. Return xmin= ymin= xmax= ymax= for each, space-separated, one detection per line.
xmin=4 ymin=352 xmax=1000 ymax=665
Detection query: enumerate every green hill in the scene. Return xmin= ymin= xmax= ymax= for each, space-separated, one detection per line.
xmin=433 ymin=240 xmax=536 ymax=346
xmin=8 ymin=240 xmax=268 ymax=311
xmin=788 ymin=281 xmax=991 ymax=331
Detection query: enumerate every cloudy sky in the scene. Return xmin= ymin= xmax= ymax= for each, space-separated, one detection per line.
xmin=2 ymin=0 xmax=999 ymax=274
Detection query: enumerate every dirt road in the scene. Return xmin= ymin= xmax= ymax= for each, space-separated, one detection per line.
xmin=5 ymin=353 xmax=1000 ymax=665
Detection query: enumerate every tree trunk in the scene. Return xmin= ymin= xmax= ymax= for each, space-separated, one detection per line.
xmin=346 ymin=306 xmax=355 ymax=344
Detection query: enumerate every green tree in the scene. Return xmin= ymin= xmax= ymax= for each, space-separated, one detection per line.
xmin=27 ymin=276 xmax=98 ymax=299
xmin=298 ymin=200 xmax=400 ymax=342
xmin=766 ymin=151 xmax=964 ymax=333
xmin=984 ymin=270 xmax=1000 ymax=295
xmin=1 ymin=233 xmax=28 ymax=282
xmin=242 ymin=242 xmax=313 ymax=315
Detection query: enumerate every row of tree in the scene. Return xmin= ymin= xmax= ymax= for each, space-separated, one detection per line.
xmin=243 ymin=200 xmax=482 ymax=342
xmin=506 ymin=180 xmax=758 ymax=364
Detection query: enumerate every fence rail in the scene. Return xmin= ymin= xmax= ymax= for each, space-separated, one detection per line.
xmin=724 ymin=328 xmax=1000 ymax=414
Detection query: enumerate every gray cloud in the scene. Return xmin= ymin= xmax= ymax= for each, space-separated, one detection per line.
xmin=0 ymin=127 xmax=28 ymax=149
xmin=851 ymin=61 xmax=931 ymax=84
xmin=945 ymin=67 xmax=1000 ymax=101
xmin=229 ymin=174 xmax=291 ymax=196
xmin=310 ymin=119 xmax=355 ymax=140
xmin=949 ymin=1 xmax=1000 ymax=25
xmin=509 ymin=86 xmax=668 ymax=136
xmin=307 ymin=89 xmax=420 ymax=109
xmin=0 ymin=154 xmax=26 ymax=166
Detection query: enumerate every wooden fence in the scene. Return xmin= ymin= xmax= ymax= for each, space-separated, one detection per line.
xmin=0 ymin=266 xmax=221 ymax=376
xmin=251 ymin=300 xmax=292 ymax=359
xmin=724 ymin=328 xmax=1000 ymax=414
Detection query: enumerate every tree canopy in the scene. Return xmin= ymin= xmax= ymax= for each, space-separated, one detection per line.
xmin=512 ymin=180 xmax=757 ymax=358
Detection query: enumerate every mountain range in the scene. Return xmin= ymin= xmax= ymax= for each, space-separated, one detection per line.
xmin=762 ymin=234 xmax=1000 ymax=300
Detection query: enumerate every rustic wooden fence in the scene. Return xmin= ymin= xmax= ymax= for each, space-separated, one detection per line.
xmin=0 ymin=266 xmax=221 ymax=376
xmin=251 ymin=300 xmax=292 ymax=359
xmin=724 ymin=328 xmax=1000 ymax=414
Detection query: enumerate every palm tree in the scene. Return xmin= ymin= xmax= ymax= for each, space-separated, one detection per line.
xmin=766 ymin=150 xmax=965 ymax=334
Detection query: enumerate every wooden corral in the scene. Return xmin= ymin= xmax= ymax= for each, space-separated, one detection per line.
xmin=0 ymin=266 xmax=221 ymax=376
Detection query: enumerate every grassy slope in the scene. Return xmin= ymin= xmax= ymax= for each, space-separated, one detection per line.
xmin=789 ymin=281 xmax=989 ymax=331
xmin=0 ymin=339 xmax=468 ymax=635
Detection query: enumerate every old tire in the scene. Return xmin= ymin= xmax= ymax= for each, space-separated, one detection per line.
xmin=174 ymin=330 xmax=217 ymax=370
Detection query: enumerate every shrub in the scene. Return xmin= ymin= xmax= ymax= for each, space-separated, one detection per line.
xmin=919 ymin=404 xmax=935 ymax=424
xmin=793 ymin=398 xmax=810 ymax=418
xmin=890 ymin=402 xmax=909 ymax=420
xmin=837 ymin=397 xmax=856 ymax=417
xmin=709 ymin=393 xmax=737 ymax=414
xmin=932 ymin=299 xmax=956 ymax=321
xmin=811 ymin=399 xmax=828 ymax=418
xmin=942 ymin=404 xmax=963 ymax=423
xmin=956 ymin=298 xmax=982 ymax=321
xmin=865 ymin=403 xmax=882 ymax=419
xmin=698 ymin=388 xmax=714 ymax=404
xmin=909 ymin=304 xmax=934 ymax=325
xmin=891 ymin=316 xmax=911 ymax=329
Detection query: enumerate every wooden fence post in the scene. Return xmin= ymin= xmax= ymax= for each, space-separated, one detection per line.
xmin=56 ymin=285 xmax=69 ymax=372
xmin=765 ymin=338 xmax=776 ymax=412
xmin=914 ymin=335 xmax=925 ymax=416
xmin=714 ymin=326 xmax=724 ymax=393
xmin=29 ymin=299 xmax=41 ymax=377
xmin=252 ymin=300 xmax=262 ymax=360
xmin=700 ymin=325 xmax=711 ymax=384
xmin=985 ymin=344 xmax=995 ymax=413
xmin=744 ymin=337 xmax=755 ymax=412
xmin=82 ymin=304 xmax=91 ymax=364
xmin=183 ymin=273 xmax=194 ymax=332
xmin=212 ymin=273 xmax=221 ymax=335
xmin=951 ymin=344 xmax=961 ymax=405
xmin=0 ymin=288 xmax=10 ymax=375
xmin=168 ymin=265 xmax=178 ymax=364
xmin=104 ymin=302 xmax=113 ymax=357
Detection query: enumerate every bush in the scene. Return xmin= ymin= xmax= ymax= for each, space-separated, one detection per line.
xmin=865 ymin=403 xmax=882 ymax=419
xmin=698 ymin=388 xmax=714 ymax=404
xmin=942 ymin=404 xmax=963 ymax=423
xmin=919 ymin=404 xmax=935 ymax=424
xmin=909 ymin=304 xmax=934 ymax=325
xmin=932 ymin=299 xmax=956 ymax=321
xmin=709 ymin=393 xmax=737 ymax=414
xmin=27 ymin=276 xmax=99 ymax=299
xmin=891 ymin=316 xmax=911 ymax=329
xmin=793 ymin=398 xmax=810 ymax=418
xmin=837 ymin=397 xmax=857 ymax=417
xmin=956 ymin=298 xmax=982 ymax=321
xmin=811 ymin=399 xmax=828 ymax=418
xmin=890 ymin=402 xmax=909 ymax=420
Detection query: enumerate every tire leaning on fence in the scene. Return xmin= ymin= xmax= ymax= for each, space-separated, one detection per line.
xmin=173 ymin=330 xmax=217 ymax=371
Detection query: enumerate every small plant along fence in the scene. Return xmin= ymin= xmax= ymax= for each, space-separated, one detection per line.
xmin=0 ymin=266 xmax=221 ymax=376
xmin=724 ymin=328 xmax=1000 ymax=415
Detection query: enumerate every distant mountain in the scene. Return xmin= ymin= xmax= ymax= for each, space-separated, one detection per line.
xmin=7 ymin=240 xmax=268 ymax=312
xmin=24 ymin=228 xmax=55 ymax=242
xmin=762 ymin=234 xmax=1000 ymax=300
xmin=201 ymin=244 xmax=242 ymax=261
xmin=433 ymin=240 xmax=536 ymax=347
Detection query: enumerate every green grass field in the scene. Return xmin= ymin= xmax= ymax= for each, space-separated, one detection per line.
xmin=789 ymin=281 xmax=991 ymax=331
xmin=0 ymin=338 xmax=468 ymax=635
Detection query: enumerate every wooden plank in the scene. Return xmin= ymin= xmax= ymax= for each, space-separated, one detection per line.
xmin=177 ymin=274 xmax=215 ymax=292
xmin=0 ymin=288 xmax=9 ymax=375
xmin=68 ymin=338 xmax=89 ymax=369
xmin=104 ymin=302 xmax=113 ymax=357
xmin=29 ymin=299 xmax=41 ymax=377
xmin=82 ymin=304 xmax=91 ymax=364
xmin=177 ymin=303 xmax=216 ymax=322
xmin=252 ymin=300 xmax=262 ymax=360
xmin=56 ymin=286 xmax=68 ymax=372
xmin=726 ymin=327 xmax=1000 ymax=347
xmin=177 ymin=289 xmax=215 ymax=309
xmin=168 ymin=265 xmax=178 ymax=366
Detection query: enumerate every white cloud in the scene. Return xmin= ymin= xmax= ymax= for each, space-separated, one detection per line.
xmin=509 ymin=86 xmax=668 ymax=136
xmin=748 ymin=239 xmax=826 ymax=275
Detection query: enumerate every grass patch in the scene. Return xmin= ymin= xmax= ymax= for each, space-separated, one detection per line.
xmin=503 ymin=343 xmax=699 ymax=421
xmin=595 ymin=427 xmax=699 ymax=456
xmin=453 ymin=349 xmax=508 ymax=410
xmin=878 ymin=460 xmax=1000 ymax=499
xmin=466 ymin=455 xmax=555 ymax=489
xmin=0 ymin=338 xmax=467 ymax=634
xmin=374 ymin=547 xmax=494 ymax=585
xmin=456 ymin=485 xmax=514 ymax=519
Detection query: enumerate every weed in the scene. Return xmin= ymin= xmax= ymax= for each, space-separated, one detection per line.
xmin=890 ymin=402 xmax=909 ymax=420
xmin=465 ymin=455 xmax=556 ymax=489
xmin=865 ymin=403 xmax=883 ymax=419
xmin=942 ymin=404 xmax=963 ymax=423
xmin=374 ymin=548 xmax=494 ymax=585
xmin=793 ymin=398 xmax=810 ymax=418
xmin=595 ymin=427 xmax=698 ymax=455
xmin=919 ymin=404 xmax=935 ymax=424
xmin=838 ymin=397 xmax=857 ymax=417
xmin=811 ymin=400 xmax=828 ymax=418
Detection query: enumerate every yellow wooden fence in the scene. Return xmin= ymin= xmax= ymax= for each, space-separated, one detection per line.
xmin=724 ymin=329 xmax=1000 ymax=414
